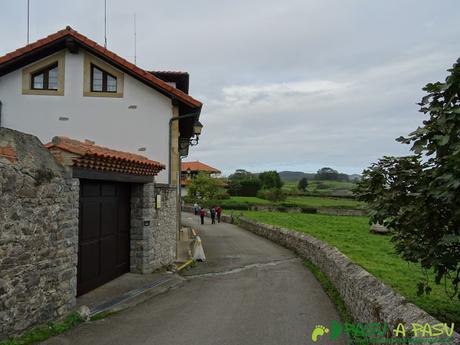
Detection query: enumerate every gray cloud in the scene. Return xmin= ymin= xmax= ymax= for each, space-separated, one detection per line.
xmin=1 ymin=0 xmax=460 ymax=175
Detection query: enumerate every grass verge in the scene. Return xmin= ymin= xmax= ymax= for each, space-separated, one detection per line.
xmin=304 ymin=260 xmax=353 ymax=324
xmin=0 ymin=309 xmax=119 ymax=345
xmin=242 ymin=211 xmax=460 ymax=326
xmin=0 ymin=313 xmax=83 ymax=345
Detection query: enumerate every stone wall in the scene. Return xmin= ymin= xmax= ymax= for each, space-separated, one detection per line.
xmin=236 ymin=217 xmax=460 ymax=344
xmin=130 ymin=183 xmax=177 ymax=273
xmin=183 ymin=204 xmax=367 ymax=217
xmin=0 ymin=128 xmax=79 ymax=339
xmin=152 ymin=184 xmax=177 ymax=269
xmin=316 ymin=207 xmax=366 ymax=216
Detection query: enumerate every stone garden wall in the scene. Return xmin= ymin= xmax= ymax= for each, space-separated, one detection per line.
xmin=182 ymin=206 xmax=459 ymax=343
xmin=183 ymin=204 xmax=367 ymax=217
xmin=0 ymin=128 xmax=79 ymax=339
xmin=236 ymin=217 xmax=460 ymax=344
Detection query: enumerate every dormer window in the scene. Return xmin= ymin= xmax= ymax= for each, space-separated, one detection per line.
xmin=91 ymin=64 xmax=117 ymax=93
xmin=31 ymin=63 xmax=58 ymax=90
xmin=22 ymin=51 xmax=65 ymax=96
xmin=83 ymin=53 xmax=124 ymax=98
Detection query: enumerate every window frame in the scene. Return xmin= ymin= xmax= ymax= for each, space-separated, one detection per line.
xmin=90 ymin=64 xmax=117 ymax=93
xmin=31 ymin=63 xmax=59 ymax=91
xmin=83 ymin=53 xmax=124 ymax=98
xmin=22 ymin=51 xmax=65 ymax=96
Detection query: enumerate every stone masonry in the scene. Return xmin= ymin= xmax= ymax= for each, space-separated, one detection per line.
xmin=183 ymin=206 xmax=460 ymax=343
xmin=130 ymin=183 xmax=177 ymax=273
xmin=0 ymin=128 xmax=79 ymax=339
xmin=236 ymin=217 xmax=460 ymax=344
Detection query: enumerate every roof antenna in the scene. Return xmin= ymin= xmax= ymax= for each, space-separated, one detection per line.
xmin=27 ymin=0 xmax=30 ymax=44
xmin=104 ymin=0 xmax=107 ymax=48
xmin=133 ymin=13 xmax=137 ymax=65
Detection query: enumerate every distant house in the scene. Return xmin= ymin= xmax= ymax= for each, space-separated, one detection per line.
xmin=181 ymin=161 xmax=220 ymax=195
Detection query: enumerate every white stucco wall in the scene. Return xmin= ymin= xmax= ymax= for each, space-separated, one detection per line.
xmin=0 ymin=50 xmax=173 ymax=182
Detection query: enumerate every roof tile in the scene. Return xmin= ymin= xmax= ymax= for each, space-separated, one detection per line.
xmin=0 ymin=26 xmax=202 ymax=109
xmin=182 ymin=161 xmax=221 ymax=174
xmin=46 ymin=136 xmax=165 ymax=176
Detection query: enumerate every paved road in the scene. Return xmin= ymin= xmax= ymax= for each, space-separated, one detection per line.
xmin=43 ymin=213 xmax=346 ymax=345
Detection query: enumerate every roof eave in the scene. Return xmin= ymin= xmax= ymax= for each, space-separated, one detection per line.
xmin=0 ymin=28 xmax=202 ymax=110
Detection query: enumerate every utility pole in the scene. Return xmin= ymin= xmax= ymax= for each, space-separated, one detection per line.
xmin=104 ymin=0 xmax=107 ymax=48
xmin=27 ymin=0 xmax=30 ymax=44
xmin=134 ymin=13 xmax=137 ymax=65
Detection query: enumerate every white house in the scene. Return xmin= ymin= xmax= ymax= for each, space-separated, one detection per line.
xmin=0 ymin=26 xmax=203 ymax=185
xmin=0 ymin=26 xmax=203 ymax=297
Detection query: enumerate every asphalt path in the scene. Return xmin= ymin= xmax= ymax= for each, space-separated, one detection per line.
xmin=43 ymin=213 xmax=346 ymax=345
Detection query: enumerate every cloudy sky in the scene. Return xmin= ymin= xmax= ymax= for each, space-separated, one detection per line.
xmin=1 ymin=1 xmax=459 ymax=175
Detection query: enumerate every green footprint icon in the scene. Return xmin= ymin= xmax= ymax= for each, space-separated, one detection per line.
xmin=311 ymin=325 xmax=330 ymax=342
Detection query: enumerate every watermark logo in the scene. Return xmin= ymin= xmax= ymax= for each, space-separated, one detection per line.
xmin=310 ymin=321 xmax=454 ymax=343
xmin=311 ymin=325 xmax=330 ymax=342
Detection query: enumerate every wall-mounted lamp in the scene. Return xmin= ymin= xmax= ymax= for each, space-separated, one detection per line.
xmin=193 ymin=121 xmax=203 ymax=136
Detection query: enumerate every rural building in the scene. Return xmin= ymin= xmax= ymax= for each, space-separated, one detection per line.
xmin=0 ymin=26 xmax=203 ymax=338
xmin=181 ymin=161 xmax=221 ymax=195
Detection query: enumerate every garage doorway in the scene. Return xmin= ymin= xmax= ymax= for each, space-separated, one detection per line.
xmin=77 ymin=180 xmax=131 ymax=296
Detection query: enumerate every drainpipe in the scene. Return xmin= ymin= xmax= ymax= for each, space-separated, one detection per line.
xmin=168 ymin=110 xmax=201 ymax=185
xmin=0 ymin=101 xmax=3 ymax=127
xmin=168 ymin=109 xmax=201 ymax=261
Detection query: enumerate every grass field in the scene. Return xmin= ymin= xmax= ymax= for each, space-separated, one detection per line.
xmin=283 ymin=180 xmax=357 ymax=196
xmin=285 ymin=196 xmax=365 ymax=209
xmin=228 ymin=195 xmax=365 ymax=209
xmin=241 ymin=211 xmax=460 ymax=326
xmin=229 ymin=196 xmax=272 ymax=205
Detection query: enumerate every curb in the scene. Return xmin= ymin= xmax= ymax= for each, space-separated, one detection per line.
xmin=176 ymin=259 xmax=194 ymax=272
xmin=88 ymin=274 xmax=184 ymax=318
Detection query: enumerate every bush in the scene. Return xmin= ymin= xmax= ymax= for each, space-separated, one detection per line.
xmin=228 ymin=176 xmax=262 ymax=196
xmin=315 ymin=182 xmax=328 ymax=190
xmin=300 ymin=207 xmax=318 ymax=214
xmin=199 ymin=199 xmax=252 ymax=210
xmin=297 ymin=177 xmax=308 ymax=192
xmin=257 ymin=188 xmax=287 ymax=202
xmin=187 ymin=172 xmax=228 ymax=202
xmin=258 ymin=171 xmax=283 ymax=189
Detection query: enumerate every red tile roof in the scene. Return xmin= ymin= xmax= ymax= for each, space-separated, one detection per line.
xmin=46 ymin=136 xmax=165 ymax=176
xmin=182 ymin=161 xmax=221 ymax=174
xmin=0 ymin=26 xmax=202 ymax=109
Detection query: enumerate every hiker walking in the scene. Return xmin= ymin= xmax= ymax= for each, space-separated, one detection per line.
xmin=194 ymin=203 xmax=199 ymax=216
xmin=216 ymin=206 xmax=222 ymax=223
xmin=210 ymin=207 xmax=216 ymax=224
xmin=199 ymin=207 xmax=205 ymax=225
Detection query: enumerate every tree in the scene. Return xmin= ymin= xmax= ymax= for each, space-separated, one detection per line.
xmin=258 ymin=171 xmax=283 ymax=189
xmin=228 ymin=169 xmax=253 ymax=180
xmin=355 ymin=58 xmax=460 ymax=299
xmin=338 ymin=173 xmax=350 ymax=182
xmin=187 ymin=172 xmax=228 ymax=202
xmin=298 ymin=177 xmax=308 ymax=192
xmin=257 ymin=188 xmax=287 ymax=202
xmin=316 ymin=167 xmax=339 ymax=181
xmin=227 ymin=169 xmax=262 ymax=196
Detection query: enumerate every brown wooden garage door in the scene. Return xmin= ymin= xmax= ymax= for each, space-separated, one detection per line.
xmin=77 ymin=180 xmax=131 ymax=296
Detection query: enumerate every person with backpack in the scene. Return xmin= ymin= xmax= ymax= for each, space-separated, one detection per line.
xmin=194 ymin=203 xmax=199 ymax=216
xmin=216 ymin=206 xmax=222 ymax=223
xmin=210 ymin=207 xmax=216 ymax=224
xmin=199 ymin=207 xmax=205 ymax=225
